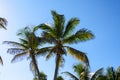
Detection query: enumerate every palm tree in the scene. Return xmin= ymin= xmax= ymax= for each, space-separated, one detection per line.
xmin=0 ymin=17 xmax=7 ymax=29
xmin=3 ymin=26 xmax=45 ymax=80
xmin=35 ymin=10 xmax=94 ymax=80
xmin=63 ymin=63 xmax=103 ymax=80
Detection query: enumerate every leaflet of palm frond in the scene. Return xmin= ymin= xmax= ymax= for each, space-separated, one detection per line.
xmin=0 ymin=17 xmax=7 ymax=25
xmin=37 ymin=23 xmax=54 ymax=33
xmin=75 ymin=28 xmax=94 ymax=41
xmin=0 ymin=24 xmax=7 ymax=29
xmin=107 ymin=67 xmax=116 ymax=80
xmin=0 ymin=56 xmax=3 ymax=65
xmin=63 ymin=30 xmax=94 ymax=44
xmin=51 ymin=10 xmax=65 ymax=38
xmin=66 ymin=46 xmax=89 ymax=66
xmin=7 ymin=48 xmax=25 ymax=55
xmin=11 ymin=51 xmax=28 ymax=63
xmin=19 ymin=38 xmax=28 ymax=45
xmin=91 ymin=68 xmax=104 ymax=80
xmin=3 ymin=41 xmax=26 ymax=48
xmin=63 ymin=18 xmax=80 ymax=38
xmin=62 ymin=72 xmax=79 ymax=80
xmin=73 ymin=63 xmax=88 ymax=77
xmin=46 ymin=47 xmax=56 ymax=60
xmin=17 ymin=26 xmax=33 ymax=40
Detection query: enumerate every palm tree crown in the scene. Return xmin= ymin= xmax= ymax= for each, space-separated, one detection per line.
xmin=3 ymin=26 xmax=44 ymax=80
xmin=35 ymin=10 xmax=94 ymax=80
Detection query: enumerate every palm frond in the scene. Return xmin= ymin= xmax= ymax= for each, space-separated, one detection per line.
xmin=46 ymin=47 xmax=56 ymax=60
xmin=91 ymin=68 xmax=104 ymax=80
xmin=7 ymin=48 xmax=25 ymax=55
xmin=62 ymin=72 xmax=79 ymax=80
xmin=75 ymin=28 xmax=94 ymax=41
xmin=63 ymin=34 xmax=78 ymax=44
xmin=63 ymin=28 xmax=94 ymax=44
xmin=3 ymin=41 xmax=25 ymax=48
xmin=19 ymin=38 xmax=28 ymax=44
xmin=0 ymin=56 xmax=3 ymax=65
xmin=73 ymin=63 xmax=88 ymax=77
xmin=51 ymin=10 xmax=65 ymax=38
xmin=36 ymin=23 xmax=54 ymax=33
xmin=11 ymin=51 xmax=28 ymax=63
xmin=36 ymin=47 xmax=52 ymax=56
xmin=66 ymin=46 xmax=89 ymax=66
xmin=0 ymin=24 xmax=7 ymax=30
xmin=0 ymin=17 xmax=7 ymax=29
xmin=63 ymin=18 xmax=80 ymax=38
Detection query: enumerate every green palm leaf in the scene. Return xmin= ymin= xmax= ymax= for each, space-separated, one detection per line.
xmin=3 ymin=41 xmax=26 ymax=48
xmin=62 ymin=72 xmax=79 ymax=80
xmin=91 ymin=68 xmax=104 ymax=80
xmin=63 ymin=18 xmax=80 ymax=38
xmin=36 ymin=47 xmax=53 ymax=56
xmin=0 ymin=17 xmax=7 ymax=29
xmin=11 ymin=51 xmax=28 ymax=63
xmin=63 ymin=28 xmax=94 ymax=44
xmin=66 ymin=46 xmax=89 ymax=66
xmin=51 ymin=10 xmax=65 ymax=38
xmin=7 ymin=48 xmax=25 ymax=55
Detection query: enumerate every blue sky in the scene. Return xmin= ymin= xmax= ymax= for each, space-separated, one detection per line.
xmin=0 ymin=0 xmax=120 ymax=80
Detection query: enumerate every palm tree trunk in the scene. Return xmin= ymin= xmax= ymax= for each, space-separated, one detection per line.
xmin=31 ymin=51 xmax=41 ymax=80
xmin=35 ymin=64 xmax=41 ymax=80
xmin=53 ymin=54 xmax=60 ymax=80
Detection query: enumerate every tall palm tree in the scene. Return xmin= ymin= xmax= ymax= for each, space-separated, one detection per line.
xmin=3 ymin=26 xmax=45 ymax=80
xmin=35 ymin=10 xmax=94 ymax=80
xmin=63 ymin=63 xmax=103 ymax=80
xmin=0 ymin=17 xmax=7 ymax=29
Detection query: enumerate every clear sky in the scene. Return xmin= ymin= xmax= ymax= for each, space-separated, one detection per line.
xmin=0 ymin=0 xmax=120 ymax=80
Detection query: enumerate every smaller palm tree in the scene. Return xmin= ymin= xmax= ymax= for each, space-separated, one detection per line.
xmin=3 ymin=26 xmax=46 ymax=80
xmin=0 ymin=17 xmax=7 ymax=29
xmin=63 ymin=63 xmax=103 ymax=80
